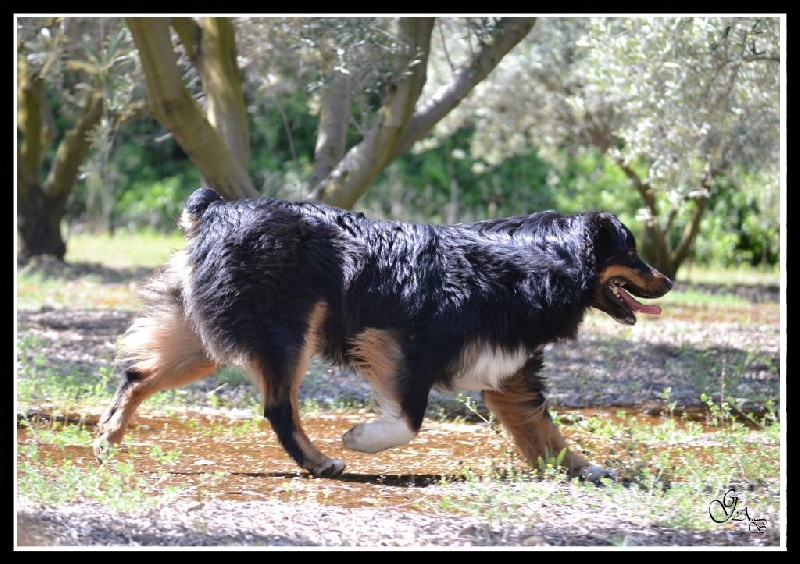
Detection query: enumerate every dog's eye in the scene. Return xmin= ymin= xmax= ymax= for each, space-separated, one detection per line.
xmin=628 ymin=249 xmax=636 ymax=257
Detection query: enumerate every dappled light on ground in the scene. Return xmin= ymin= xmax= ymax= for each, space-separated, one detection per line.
xmin=17 ymin=406 xmax=774 ymax=510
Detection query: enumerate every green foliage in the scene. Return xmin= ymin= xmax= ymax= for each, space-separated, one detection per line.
xmin=545 ymin=149 xmax=642 ymax=220
xmin=695 ymin=168 xmax=780 ymax=267
xmin=115 ymin=176 xmax=195 ymax=231
xmin=249 ymin=89 xmax=318 ymax=197
xmin=21 ymin=16 xmax=780 ymax=274
xmin=363 ymin=129 xmax=552 ymax=222
xmin=66 ymin=114 xmax=203 ymax=233
xmin=63 ymin=116 xmax=781 ymax=269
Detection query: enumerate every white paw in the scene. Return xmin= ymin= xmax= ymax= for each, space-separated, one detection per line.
xmin=573 ymin=463 xmax=618 ymax=482
xmin=342 ymin=418 xmax=414 ymax=454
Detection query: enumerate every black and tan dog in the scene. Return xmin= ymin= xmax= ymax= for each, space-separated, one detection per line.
xmin=94 ymin=187 xmax=673 ymax=480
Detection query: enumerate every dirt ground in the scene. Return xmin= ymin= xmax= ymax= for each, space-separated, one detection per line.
xmin=15 ymin=259 xmax=783 ymax=548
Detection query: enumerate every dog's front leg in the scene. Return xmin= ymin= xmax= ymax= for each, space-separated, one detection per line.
xmin=344 ymin=329 xmax=420 ymax=454
xmin=263 ymin=397 xmax=347 ymax=477
xmin=254 ymin=358 xmax=346 ymax=477
xmin=483 ymin=355 xmax=616 ymax=482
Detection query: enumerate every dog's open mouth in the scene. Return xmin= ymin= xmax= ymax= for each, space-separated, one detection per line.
xmin=608 ymin=278 xmax=662 ymax=316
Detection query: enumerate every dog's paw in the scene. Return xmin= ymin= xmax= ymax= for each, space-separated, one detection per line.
xmin=571 ymin=463 xmax=618 ymax=483
xmin=342 ymin=419 xmax=415 ymax=453
xmin=311 ymin=458 xmax=347 ymax=478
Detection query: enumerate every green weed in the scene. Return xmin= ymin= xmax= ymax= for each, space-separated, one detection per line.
xmin=17 ymin=426 xmax=186 ymax=512
xmin=423 ymin=391 xmax=781 ymax=539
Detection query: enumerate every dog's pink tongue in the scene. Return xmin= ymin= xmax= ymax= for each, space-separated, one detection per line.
xmin=635 ymin=302 xmax=662 ymax=315
xmin=619 ymin=289 xmax=662 ymax=315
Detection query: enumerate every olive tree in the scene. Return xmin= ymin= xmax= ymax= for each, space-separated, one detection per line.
xmin=127 ymin=16 xmax=537 ymax=207
xmin=431 ymin=17 xmax=781 ymax=278
xmin=17 ymin=17 xmax=537 ymax=260
xmin=16 ymin=17 xmax=142 ymax=261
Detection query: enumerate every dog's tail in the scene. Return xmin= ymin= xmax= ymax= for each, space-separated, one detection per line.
xmin=179 ymin=187 xmax=223 ymax=234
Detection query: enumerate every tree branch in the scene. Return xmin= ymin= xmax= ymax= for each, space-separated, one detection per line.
xmin=389 ymin=17 xmax=536 ymax=160
xmin=306 ymin=17 xmax=435 ymax=207
xmin=171 ymin=16 xmax=201 ymax=63
xmin=670 ymin=164 xmax=715 ymax=267
xmin=612 ymin=154 xmax=659 ymax=216
xmin=42 ymin=92 xmax=104 ymax=204
xmin=126 ymin=17 xmax=258 ymax=199
xmin=307 ymin=17 xmax=536 ymax=209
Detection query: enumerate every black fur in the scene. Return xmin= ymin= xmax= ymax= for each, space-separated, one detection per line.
xmin=186 ymin=201 xmax=602 ymax=367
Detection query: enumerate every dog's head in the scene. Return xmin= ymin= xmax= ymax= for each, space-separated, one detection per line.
xmin=588 ymin=212 xmax=673 ymax=325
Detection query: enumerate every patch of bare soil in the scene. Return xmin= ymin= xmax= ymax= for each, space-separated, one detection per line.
xmin=15 ymin=260 xmax=782 ymax=548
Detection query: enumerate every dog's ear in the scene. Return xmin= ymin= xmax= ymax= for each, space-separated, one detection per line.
xmin=180 ymin=188 xmax=223 ymax=232
xmin=590 ymin=211 xmax=633 ymax=258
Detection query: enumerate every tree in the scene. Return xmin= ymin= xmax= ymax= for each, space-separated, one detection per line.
xmin=126 ymin=16 xmax=537 ymax=206
xmin=17 ymin=17 xmax=537 ymax=261
xmin=126 ymin=17 xmax=259 ymax=200
xmin=21 ymin=17 xmax=778 ymax=275
xmin=430 ymin=17 xmax=781 ymax=279
xmin=16 ymin=18 xmax=142 ymax=261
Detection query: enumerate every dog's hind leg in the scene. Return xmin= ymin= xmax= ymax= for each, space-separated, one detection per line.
xmin=483 ymin=353 xmax=616 ymax=482
xmin=341 ymin=329 xmax=417 ymax=454
xmin=94 ymin=304 xmax=218 ymax=463
xmin=249 ymin=303 xmax=346 ymax=478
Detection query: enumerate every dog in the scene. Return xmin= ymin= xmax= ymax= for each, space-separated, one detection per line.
xmin=94 ymin=187 xmax=673 ymax=481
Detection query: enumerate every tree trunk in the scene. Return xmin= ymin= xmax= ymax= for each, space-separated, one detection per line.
xmin=639 ymin=224 xmax=676 ymax=281
xmin=126 ymin=17 xmax=258 ymax=200
xmin=195 ymin=17 xmax=251 ymax=171
xmin=309 ymin=69 xmax=351 ymax=191
xmin=17 ymin=180 xmax=67 ymax=262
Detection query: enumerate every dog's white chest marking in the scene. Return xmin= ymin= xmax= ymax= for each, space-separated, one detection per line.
xmin=451 ymin=344 xmax=530 ymax=391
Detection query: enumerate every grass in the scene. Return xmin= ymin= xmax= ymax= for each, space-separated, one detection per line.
xmin=16 ymin=268 xmax=141 ymax=310
xmin=64 ymin=230 xmax=186 ymax=269
xmin=409 ymin=391 xmax=780 ymax=540
xmin=15 ymin=232 xmax=784 ymax=544
xmin=419 ymin=402 xmax=781 ymax=540
xmin=17 ymin=231 xmax=187 ymax=310
xmin=677 ymin=262 xmax=780 ymax=286
xmin=17 ymin=422 xmax=187 ymax=512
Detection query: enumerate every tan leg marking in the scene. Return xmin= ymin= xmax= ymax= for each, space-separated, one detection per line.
xmin=483 ymin=371 xmax=590 ymax=475
xmin=96 ymin=306 xmax=217 ymax=455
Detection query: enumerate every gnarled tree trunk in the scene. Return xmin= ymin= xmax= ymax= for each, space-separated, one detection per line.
xmin=17 ymin=55 xmax=104 ymax=262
